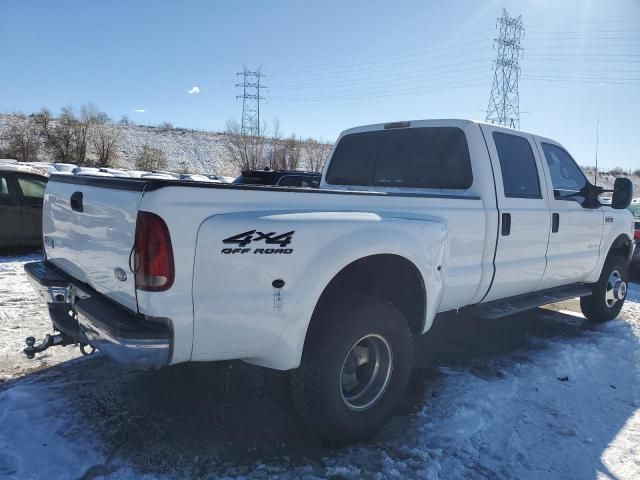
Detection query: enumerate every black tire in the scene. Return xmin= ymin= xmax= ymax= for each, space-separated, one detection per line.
xmin=290 ymin=297 xmax=413 ymax=444
xmin=580 ymin=255 xmax=629 ymax=323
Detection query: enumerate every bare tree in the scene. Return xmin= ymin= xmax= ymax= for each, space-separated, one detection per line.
xmin=305 ymin=138 xmax=333 ymax=172
xmin=177 ymin=160 xmax=190 ymax=174
xmin=34 ymin=107 xmax=74 ymax=162
xmin=135 ymin=144 xmax=168 ymax=171
xmin=119 ymin=115 xmax=132 ymax=125
xmin=72 ymin=103 xmax=100 ymax=164
xmin=280 ymin=134 xmax=301 ymax=170
xmin=269 ymin=118 xmax=282 ymax=170
xmin=222 ymin=118 xmax=266 ymax=172
xmin=92 ymin=120 xmax=120 ymax=168
xmin=3 ymin=115 xmax=41 ymax=161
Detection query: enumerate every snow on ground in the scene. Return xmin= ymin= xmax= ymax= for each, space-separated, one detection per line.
xmin=0 ymin=254 xmax=639 ymax=479
xmin=0 ymin=254 xmax=80 ymax=380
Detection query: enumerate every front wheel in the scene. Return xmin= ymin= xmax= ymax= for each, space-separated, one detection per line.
xmin=580 ymin=255 xmax=629 ymax=323
xmin=290 ymin=298 xmax=413 ymax=444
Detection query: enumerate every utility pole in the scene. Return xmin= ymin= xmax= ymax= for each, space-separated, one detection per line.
xmin=236 ymin=66 xmax=268 ymax=137
xmin=594 ymin=118 xmax=600 ymax=186
xmin=486 ymin=9 xmax=524 ymax=129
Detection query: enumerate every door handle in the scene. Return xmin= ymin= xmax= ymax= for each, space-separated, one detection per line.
xmin=552 ymin=213 xmax=560 ymax=233
xmin=70 ymin=191 xmax=83 ymax=212
xmin=501 ymin=213 xmax=511 ymax=236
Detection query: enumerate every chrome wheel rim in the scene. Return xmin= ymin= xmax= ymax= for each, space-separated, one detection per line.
xmin=605 ymin=270 xmax=626 ymax=308
xmin=339 ymin=334 xmax=393 ymax=411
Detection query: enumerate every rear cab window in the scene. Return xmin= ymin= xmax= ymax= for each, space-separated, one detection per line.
xmin=325 ymin=127 xmax=473 ymax=190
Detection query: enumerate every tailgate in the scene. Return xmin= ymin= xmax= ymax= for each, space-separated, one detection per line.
xmin=43 ymin=176 xmax=144 ymax=312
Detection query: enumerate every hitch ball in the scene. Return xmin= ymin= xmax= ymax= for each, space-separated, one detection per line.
xmin=24 ymin=337 xmax=36 ymax=359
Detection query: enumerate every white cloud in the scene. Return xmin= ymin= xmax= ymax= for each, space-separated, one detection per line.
xmin=134 ymin=109 xmax=145 ymax=113
xmin=187 ymin=86 xmax=201 ymax=95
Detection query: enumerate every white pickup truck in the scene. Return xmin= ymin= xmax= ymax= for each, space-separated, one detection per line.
xmin=24 ymin=119 xmax=634 ymax=442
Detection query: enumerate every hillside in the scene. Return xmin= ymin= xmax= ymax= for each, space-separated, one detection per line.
xmin=1 ymin=113 xmax=638 ymax=195
xmin=0 ymin=113 xmax=236 ymax=175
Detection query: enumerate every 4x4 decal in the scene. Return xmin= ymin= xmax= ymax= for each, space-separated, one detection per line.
xmin=221 ymin=230 xmax=295 ymax=255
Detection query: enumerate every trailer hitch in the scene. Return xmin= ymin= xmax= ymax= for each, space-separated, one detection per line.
xmin=23 ymin=333 xmax=75 ymax=359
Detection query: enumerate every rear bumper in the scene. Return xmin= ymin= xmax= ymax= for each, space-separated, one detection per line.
xmin=24 ymin=260 xmax=172 ymax=369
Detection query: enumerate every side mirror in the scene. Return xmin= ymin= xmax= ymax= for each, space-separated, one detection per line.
xmin=611 ymin=177 xmax=633 ymax=209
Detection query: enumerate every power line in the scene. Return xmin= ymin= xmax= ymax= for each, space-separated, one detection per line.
xmin=235 ymin=66 xmax=267 ymax=137
xmin=269 ymin=60 xmax=492 ymax=90
xmin=270 ymin=80 xmax=488 ymax=102
xmin=486 ymin=9 xmax=524 ymax=129
xmin=521 ymin=75 xmax=640 ymax=86
xmin=525 ymin=57 xmax=640 ymax=63
xmin=268 ymin=29 xmax=495 ymax=77
xmin=269 ymin=43 xmax=494 ymax=80
xmin=526 ymin=29 xmax=640 ymax=34
xmin=527 ymin=19 xmax=640 ymax=27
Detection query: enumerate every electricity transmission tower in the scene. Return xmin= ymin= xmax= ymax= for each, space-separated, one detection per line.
xmin=236 ymin=67 xmax=267 ymax=137
xmin=486 ymin=9 xmax=524 ymax=129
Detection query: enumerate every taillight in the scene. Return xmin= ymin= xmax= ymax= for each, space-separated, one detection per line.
xmin=634 ymin=230 xmax=640 ymax=240
xmin=134 ymin=211 xmax=175 ymax=291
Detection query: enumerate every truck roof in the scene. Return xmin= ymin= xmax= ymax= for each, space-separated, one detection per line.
xmin=340 ymin=118 xmax=526 ymax=137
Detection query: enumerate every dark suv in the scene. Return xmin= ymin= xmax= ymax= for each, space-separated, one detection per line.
xmin=0 ymin=169 xmax=48 ymax=247
xmin=232 ymin=168 xmax=321 ymax=188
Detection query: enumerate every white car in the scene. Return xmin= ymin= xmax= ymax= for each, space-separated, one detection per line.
xmin=140 ymin=172 xmax=177 ymax=180
xmin=24 ymin=119 xmax=635 ymax=443
xmin=22 ymin=162 xmax=58 ymax=176
xmin=179 ymin=174 xmax=216 ymax=182
xmin=124 ymin=170 xmax=150 ymax=178
xmin=52 ymin=163 xmax=76 ymax=173
xmin=0 ymin=162 xmax=52 ymax=177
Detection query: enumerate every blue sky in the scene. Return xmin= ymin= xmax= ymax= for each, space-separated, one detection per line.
xmin=1 ymin=0 xmax=639 ymax=170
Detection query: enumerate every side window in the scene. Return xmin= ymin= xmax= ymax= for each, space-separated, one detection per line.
xmin=0 ymin=176 xmax=10 ymax=195
xmin=493 ymin=132 xmax=541 ymax=198
xmin=0 ymin=175 xmax=17 ymax=202
xmin=17 ymin=175 xmax=47 ymax=199
xmin=278 ymin=176 xmax=320 ymax=188
xmin=541 ymin=143 xmax=588 ymax=204
xmin=277 ymin=176 xmax=302 ymax=187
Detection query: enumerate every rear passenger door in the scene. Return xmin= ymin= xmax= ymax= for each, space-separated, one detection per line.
xmin=480 ymin=126 xmax=551 ymax=301
xmin=0 ymin=172 xmax=22 ymax=244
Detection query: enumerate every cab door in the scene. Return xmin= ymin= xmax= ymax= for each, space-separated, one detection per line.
xmin=480 ymin=125 xmax=551 ymax=301
xmin=0 ymin=172 xmax=22 ymax=244
xmin=533 ymin=139 xmax=603 ymax=288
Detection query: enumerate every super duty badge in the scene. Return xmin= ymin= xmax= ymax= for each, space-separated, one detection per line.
xmin=221 ymin=230 xmax=294 ymax=255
